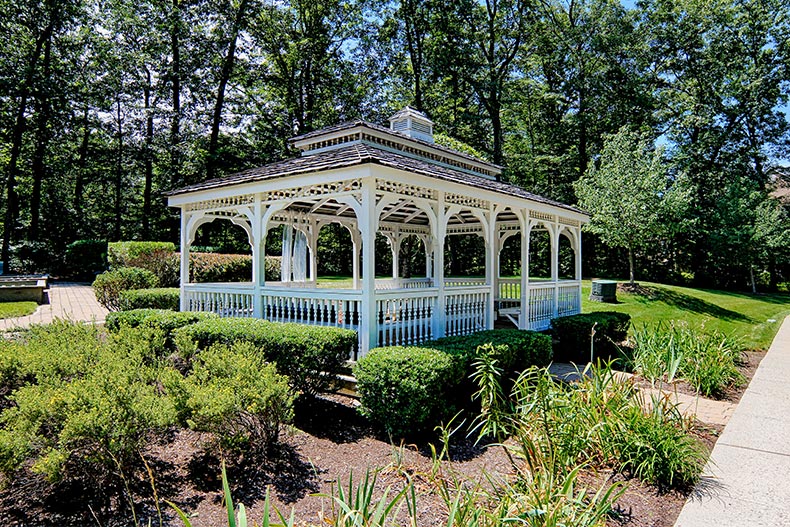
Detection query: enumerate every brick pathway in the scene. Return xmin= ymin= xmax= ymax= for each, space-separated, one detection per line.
xmin=548 ymin=362 xmax=736 ymax=426
xmin=0 ymin=282 xmax=108 ymax=331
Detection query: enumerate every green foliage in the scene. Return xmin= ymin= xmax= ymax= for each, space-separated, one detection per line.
xmin=430 ymin=329 xmax=552 ymax=374
xmin=107 ymin=241 xmax=176 ymax=269
xmin=92 ymin=267 xmax=159 ymax=311
xmin=105 ymin=309 xmax=218 ymax=353
xmin=118 ymin=287 xmax=180 ymax=311
xmin=174 ymin=317 xmax=355 ymax=396
xmin=551 ymin=312 xmax=631 ymax=362
xmin=627 ymin=322 xmax=745 ymax=397
xmin=189 ymin=252 xmax=252 ymax=283
xmin=353 ymin=346 xmax=463 ymax=436
xmin=0 ymin=323 xmax=179 ymax=482
xmin=185 ymin=342 xmax=294 ymax=451
xmin=64 ymin=239 xmax=107 ymax=278
xmin=476 ymin=362 xmax=706 ymax=490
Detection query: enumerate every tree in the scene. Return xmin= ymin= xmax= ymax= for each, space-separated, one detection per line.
xmin=574 ymin=126 xmax=687 ymax=284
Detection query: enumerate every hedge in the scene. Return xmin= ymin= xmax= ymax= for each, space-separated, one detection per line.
xmin=108 ymin=241 xmax=176 ymax=269
xmin=118 ymin=288 xmax=180 ymax=311
xmin=64 ymin=239 xmax=107 ymax=279
xmin=174 ymin=317 xmax=356 ymax=396
xmin=354 ymin=329 xmax=552 ymax=436
xmin=105 ymin=309 xmax=218 ymax=353
xmin=92 ymin=267 xmax=159 ymax=311
xmin=551 ymin=311 xmax=632 ymax=362
xmin=353 ymin=347 xmax=463 ymax=437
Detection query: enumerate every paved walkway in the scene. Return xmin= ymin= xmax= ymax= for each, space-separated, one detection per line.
xmin=675 ymin=316 xmax=790 ymax=527
xmin=0 ymin=282 xmax=108 ymax=331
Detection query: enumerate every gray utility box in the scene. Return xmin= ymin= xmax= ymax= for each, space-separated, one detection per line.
xmin=590 ymin=280 xmax=618 ymax=303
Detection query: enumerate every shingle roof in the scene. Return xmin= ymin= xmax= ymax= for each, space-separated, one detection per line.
xmin=167 ymin=143 xmax=585 ymax=216
xmin=289 ymin=120 xmax=502 ymax=171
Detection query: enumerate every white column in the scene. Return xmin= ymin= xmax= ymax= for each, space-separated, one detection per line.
xmin=432 ymin=193 xmax=447 ymax=338
xmin=485 ymin=207 xmax=496 ymax=329
xmin=576 ymin=226 xmax=583 ymax=313
xmin=309 ymin=219 xmax=319 ymax=283
xmin=423 ymin=235 xmax=433 ymax=278
xmin=519 ymin=212 xmax=529 ymax=330
xmin=552 ymin=222 xmax=560 ymax=318
xmin=179 ymin=208 xmax=190 ymax=311
xmin=359 ymin=179 xmax=378 ymax=354
xmin=252 ymin=199 xmax=263 ymax=317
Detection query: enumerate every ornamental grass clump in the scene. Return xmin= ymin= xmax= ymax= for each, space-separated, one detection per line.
xmin=626 ymin=322 xmax=745 ymax=397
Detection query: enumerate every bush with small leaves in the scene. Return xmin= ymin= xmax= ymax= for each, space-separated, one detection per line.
xmin=118 ymin=287 xmax=180 ymax=311
xmin=106 ymin=309 xmax=218 ymax=353
xmin=174 ymin=317 xmax=355 ymax=396
xmin=92 ymin=267 xmax=159 ymax=311
xmin=354 ymin=346 xmax=463 ymax=437
xmin=185 ymin=342 xmax=294 ymax=452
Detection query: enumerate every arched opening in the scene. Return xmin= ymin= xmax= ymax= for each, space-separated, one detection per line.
xmin=190 ymin=218 xmax=252 ymax=283
xmin=445 ymin=210 xmax=485 ymax=279
xmin=528 ymin=226 xmax=552 ymax=280
xmin=558 ymin=231 xmax=575 ymax=280
xmin=398 ymin=234 xmax=427 ymax=278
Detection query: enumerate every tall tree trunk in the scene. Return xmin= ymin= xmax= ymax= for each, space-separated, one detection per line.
xmin=628 ymin=245 xmax=635 ymax=285
xmin=73 ymin=106 xmax=91 ymax=234
xmin=207 ymin=0 xmax=249 ymax=180
xmin=403 ymin=0 xmax=424 ymax=110
xmin=2 ymin=25 xmax=51 ymax=266
xmin=30 ymin=31 xmax=53 ymax=241
xmin=142 ymin=69 xmax=154 ymax=238
xmin=169 ymin=0 xmax=181 ymax=189
xmin=113 ymin=97 xmax=123 ymax=241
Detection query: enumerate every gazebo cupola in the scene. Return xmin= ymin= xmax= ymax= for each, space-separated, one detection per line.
xmin=388 ymin=106 xmax=435 ymax=143
xmin=168 ymin=107 xmax=589 ymax=358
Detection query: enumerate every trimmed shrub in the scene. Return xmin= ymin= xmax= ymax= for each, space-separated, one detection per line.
xmin=106 ymin=309 xmax=218 ymax=353
xmin=429 ymin=329 xmax=552 ymax=374
xmin=185 ymin=342 xmax=294 ymax=452
xmin=118 ymin=287 xmax=180 ymax=311
xmin=551 ymin=312 xmax=631 ymax=362
xmin=353 ymin=346 xmax=463 ymax=437
xmin=64 ymin=239 xmax=107 ymax=278
xmin=189 ymin=252 xmax=252 ymax=283
xmin=174 ymin=318 xmax=355 ymax=396
xmin=92 ymin=267 xmax=159 ymax=311
xmin=108 ymin=241 xmax=176 ymax=269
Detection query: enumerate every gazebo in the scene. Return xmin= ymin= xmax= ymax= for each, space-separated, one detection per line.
xmin=167 ymin=107 xmax=589 ymax=357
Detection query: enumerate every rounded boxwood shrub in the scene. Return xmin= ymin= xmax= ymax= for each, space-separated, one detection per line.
xmin=118 ymin=287 xmax=180 ymax=311
xmin=92 ymin=267 xmax=159 ymax=311
xmin=174 ymin=318 xmax=355 ymax=396
xmin=551 ymin=311 xmax=631 ymax=362
xmin=430 ymin=329 xmax=552 ymax=374
xmin=106 ymin=309 xmax=218 ymax=353
xmin=353 ymin=346 xmax=463 ymax=437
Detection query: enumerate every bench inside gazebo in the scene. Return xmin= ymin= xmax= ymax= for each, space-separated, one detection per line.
xmin=167 ymin=107 xmax=589 ymax=358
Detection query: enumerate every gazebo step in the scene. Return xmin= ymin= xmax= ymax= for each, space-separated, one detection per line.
xmin=336 ymin=373 xmax=359 ymax=398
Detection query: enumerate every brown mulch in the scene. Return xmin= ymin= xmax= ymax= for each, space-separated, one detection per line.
xmin=0 ymin=351 xmax=766 ymax=527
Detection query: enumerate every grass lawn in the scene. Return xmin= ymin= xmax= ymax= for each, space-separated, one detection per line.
xmin=581 ymin=281 xmax=790 ymax=350
xmin=0 ymin=301 xmax=38 ymax=319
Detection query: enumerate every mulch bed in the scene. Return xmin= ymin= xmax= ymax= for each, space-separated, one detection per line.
xmin=0 ymin=352 xmax=766 ymax=527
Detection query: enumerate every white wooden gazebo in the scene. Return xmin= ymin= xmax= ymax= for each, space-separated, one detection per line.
xmin=167 ymin=107 xmax=589 ymax=357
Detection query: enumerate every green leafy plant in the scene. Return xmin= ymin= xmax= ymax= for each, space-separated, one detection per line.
xmin=105 ymin=309 xmax=218 ymax=353
xmin=185 ymin=342 xmax=295 ymax=451
xmin=353 ymin=346 xmax=463 ymax=437
xmin=551 ymin=312 xmax=631 ymax=362
xmin=92 ymin=266 xmax=159 ymax=311
xmin=175 ymin=318 xmax=355 ymax=396
xmin=64 ymin=239 xmax=107 ymax=278
xmin=118 ymin=287 xmax=180 ymax=311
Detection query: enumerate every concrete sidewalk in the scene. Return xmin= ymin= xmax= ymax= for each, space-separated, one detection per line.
xmin=675 ymin=315 xmax=790 ymax=526
xmin=0 ymin=282 xmax=108 ymax=331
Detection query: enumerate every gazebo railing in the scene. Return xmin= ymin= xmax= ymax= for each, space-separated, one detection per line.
xmin=445 ymin=286 xmax=489 ymax=337
xmin=261 ymin=287 xmax=362 ymax=331
xmin=183 ymin=283 xmax=255 ymax=317
xmin=376 ymin=288 xmax=438 ymax=347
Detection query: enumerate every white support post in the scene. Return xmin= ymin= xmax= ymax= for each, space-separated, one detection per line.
xmin=423 ymin=235 xmax=433 ymax=279
xmin=433 ymin=192 xmax=447 ymax=338
xmin=485 ymin=207 xmax=496 ymax=329
xmin=519 ymin=212 xmax=529 ymax=330
xmin=552 ymin=221 xmax=560 ymax=319
xmin=252 ymin=198 xmax=263 ymax=317
xmin=360 ymin=179 xmax=377 ymax=354
xmin=309 ymin=219 xmax=319 ymax=283
xmin=576 ymin=226 xmax=583 ymax=312
xmin=179 ymin=208 xmax=190 ymax=312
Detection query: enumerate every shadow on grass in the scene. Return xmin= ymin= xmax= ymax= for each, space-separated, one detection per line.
xmin=628 ymin=285 xmax=753 ymax=323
